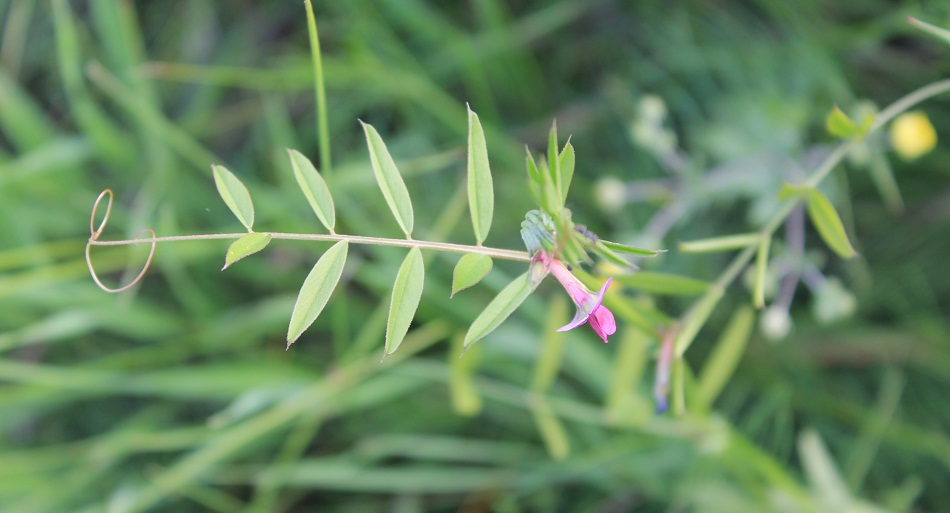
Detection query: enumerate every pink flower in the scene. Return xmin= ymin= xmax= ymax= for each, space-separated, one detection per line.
xmin=539 ymin=253 xmax=617 ymax=343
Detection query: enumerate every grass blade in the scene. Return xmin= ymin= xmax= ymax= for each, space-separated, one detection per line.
xmin=304 ymin=0 xmax=332 ymax=177
xmin=697 ymin=305 xmax=754 ymax=407
xmin=613 ymin=271 xmax=710 ymax=296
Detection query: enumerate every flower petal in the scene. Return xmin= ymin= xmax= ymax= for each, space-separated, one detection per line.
xmin=588 ymin=305 xmax=616 ymax=343
xmin=557 ymin=309 xmax=591 ymax=332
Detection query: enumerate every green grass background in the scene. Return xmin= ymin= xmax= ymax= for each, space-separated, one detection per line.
xmin=2 ymin=1 xmax=950 ymax=511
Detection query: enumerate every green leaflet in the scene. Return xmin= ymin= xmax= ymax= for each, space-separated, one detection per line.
xmin=386 ymin=247 xmax=424 ymax=355
xmin=826 ymin=105 xmax=857 ymax=138
xmin=463 ymin=272 xmax=538 ymax=349
xmin=825 ymin=105 xmax=873 ymax=139
xmin=288 ymin=149 xmax=335 ymax=233
xmin=361 ymin=121 xmax=414 ymax=236
xmin=777 ymin=183 xmax=806 ymax=201
xmin=212 ymin=164 xmax=255 ymax=231
xmin=286 ymin=241 xmax=348 ymax=347
xmin=467 ymin=106 xmax=494 ymax=245
xmin=222 ymin=232 xmax=271 ymax=270
xmin=805 ymin=188 xmax=858 ymax=259
xmin=451 ymin=253 xmax=493 ymax=297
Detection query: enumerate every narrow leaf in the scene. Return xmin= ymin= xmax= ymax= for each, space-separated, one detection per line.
xmin=600 ymin=240 xmax=664 ymax=257
xmin=547 ymin=121 xmax=561 ymax=205
xmin=805 ymin=189 xmax=858 ymax=259
xmin=463 ymin=272 xmax=538 ymax=349
xmin=525 ymin=149 xmax=543 ymax=207
xmin=614 ymin=271 xmax=709 ymax=296
xmin=777 ymin=183 xmax=806 ymax=202
xmin=541 ymin=162 xmax=561 ymax=216
xmin=288 ymin=149 xmax=335 ymax=233
xmin=386 ymin=248 xmax=425 ymax=355
xmin=697 ymin=305 xmax=755 ymax=406
xmin=593 ymin=241 xmax=636 ymax=269
xmin=826 ymin=105 xmax=857 ymax=138
xmin=753 ymin=236 xmax=770 ymax=308
xmin=678 ymin=233 xmax=759 ymax=253
xmin=223 ymin=232 xmax=272 ymax=270
xmin=451 ymin=253 xmax=493 ymax=297
xmin=558 ymin=140 xmax=575 ymax=205
xmin=287 ymin=241 xmax=348 ymax=347
xmin=212 ymin=164 xmax=254 ymax=230
xmin=361 ymin=121 xmax=414 ymax=236
xmin=467 ymin=106 xmax=494 ymax=245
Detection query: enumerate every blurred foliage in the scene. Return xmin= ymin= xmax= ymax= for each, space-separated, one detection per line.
xmin=2 ymin=0 xmax=950 ymax=512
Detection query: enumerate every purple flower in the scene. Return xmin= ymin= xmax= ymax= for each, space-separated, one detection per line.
xmin=540 ymin=253 xmax=617 ymax=343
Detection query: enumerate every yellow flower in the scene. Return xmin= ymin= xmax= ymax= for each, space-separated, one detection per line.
xmin=890 ymin=111 xmax=937 ymax=160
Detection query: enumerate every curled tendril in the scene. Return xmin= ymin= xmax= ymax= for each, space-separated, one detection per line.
xmin=85 ymin=189 xmax=156 ymax=293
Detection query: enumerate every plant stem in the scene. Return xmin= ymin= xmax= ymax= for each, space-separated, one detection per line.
xmin=675 ymin=77 xmax=950 ymax=356
xmin=88 ymin=231 xmax=531 ymax=262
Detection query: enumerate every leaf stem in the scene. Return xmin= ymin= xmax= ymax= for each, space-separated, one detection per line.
xmin=89 ymin=231 xmax=531 ymax=262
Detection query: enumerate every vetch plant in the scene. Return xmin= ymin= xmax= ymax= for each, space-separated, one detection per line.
xmin=83 ymin=8 xmax=950 ymax=421
xmin=86 ymin=105 xmax=660 ymax=360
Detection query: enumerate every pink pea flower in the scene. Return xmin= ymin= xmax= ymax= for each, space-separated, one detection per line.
xmin=539 ymin=253 xmax=617 ymax=343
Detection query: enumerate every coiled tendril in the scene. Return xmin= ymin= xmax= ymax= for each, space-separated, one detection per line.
xmin=85 ymin=189 xmax=156 ymax=293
